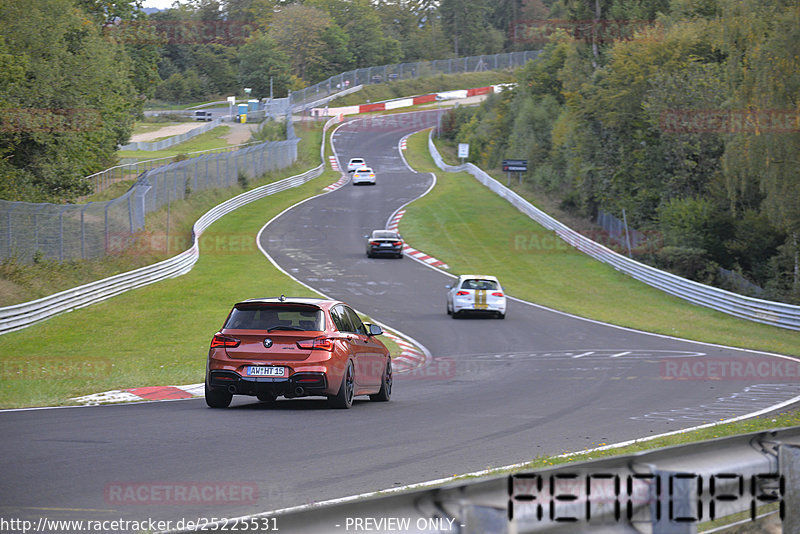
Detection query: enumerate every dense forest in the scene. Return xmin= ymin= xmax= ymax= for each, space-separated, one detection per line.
xmin=0 ymin=0 xmax=543 ymax=202
xmin=440 ymin=0 xmax=799 ymax=303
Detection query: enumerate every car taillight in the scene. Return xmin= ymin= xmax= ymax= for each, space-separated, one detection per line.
xmin=296 ymin=337 xmax=334 ymax=351
xmin=492 ymin=292 xmax=504 ymax=297
xmin=210 ymin=334 xmax=240 ymax=348
xmin=456 ymin=291 xmax=470 ymax=296
xmin=392 ymin=241 xmax=402 ymax=246
xmin=370 ymin=241 xmax=380 ymax=246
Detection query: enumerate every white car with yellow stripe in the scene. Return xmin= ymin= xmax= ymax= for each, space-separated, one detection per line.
xmin=446 ymin=275 xmax=506 ymax=319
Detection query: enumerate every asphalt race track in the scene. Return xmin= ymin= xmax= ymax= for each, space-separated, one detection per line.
xmin=1 ymin=110 xmax=799 ymax=531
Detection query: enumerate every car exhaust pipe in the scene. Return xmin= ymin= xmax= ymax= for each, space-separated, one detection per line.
xmin=294 ymin=386 xmax=304 ymax=396
xmin=227 ymin=385 xmax=237 ymax=394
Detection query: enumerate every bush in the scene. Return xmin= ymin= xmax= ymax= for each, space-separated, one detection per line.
xmin=237 ymin=170 xmax=249 ymax=189
xmin=655 ymin=246 xmax=718 ymax=284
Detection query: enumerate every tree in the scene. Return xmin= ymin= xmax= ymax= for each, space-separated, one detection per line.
xmin=305 ymin=25 xmax=354 ymax=83
xmin=269 ymin=4 xmax=332 ymax=80
xmin=307 ymin=0 xmax=402 ymax=67
xmin=237 ymin=32 xmax=291 ymax=98
xmin=718 ymin=0 xmax=800 ymax=294
xmin=194 ymin=44 xmax=238 ymax=94
xmin=0 ymin=0 xmax=138 ymax=201
xmin=439 ymin=0 xmax=503 ymax=56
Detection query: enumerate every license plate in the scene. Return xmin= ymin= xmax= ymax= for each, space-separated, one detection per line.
xmin=380 ymin=243 xmax=391 ymax=247
xmin=247 ymin=366 xmax=286 ymax=377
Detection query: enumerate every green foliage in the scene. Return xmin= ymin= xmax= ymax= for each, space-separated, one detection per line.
xmin=0 ymin=0 xmax=139 ymax=201
xmin=251 ymin=119 xmax=286 ymax=142
xmin=658 ymin=196 xmax=732 ymax=259
xmin=448 ymin=0 xmax=798 ymax=302
xmin=439 ymin=0 xmax=504 ymax=56
xmin=237 ymin=169 xmax=249 ymax=189
xmin=308 ymin=0 xmax=402 ymax=68
xmin=237 ymin=32 xmax=292 ymax=98
xmin=269 ymin=4 xmax=333 ymax=81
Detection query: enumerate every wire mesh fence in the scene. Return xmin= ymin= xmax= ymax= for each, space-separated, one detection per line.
xmin=596 ymin=210 xmax=649 ymax=253
xmin=118 ymin=118 xmax=223 ymax=151
xmin=0 ymin=138 xmax=299 ymax=264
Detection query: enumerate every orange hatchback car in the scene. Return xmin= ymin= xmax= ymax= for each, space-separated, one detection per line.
xmin=205 ymin=296 xmax=392 ymax=409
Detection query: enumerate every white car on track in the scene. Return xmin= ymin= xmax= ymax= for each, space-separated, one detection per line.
xmin=347 ymin=158 xmax=367 ymax=173
xmin=352 ymin=167 xmax=377 ymax=185
xmin=446 ymin=275 xmax=506 ymax=319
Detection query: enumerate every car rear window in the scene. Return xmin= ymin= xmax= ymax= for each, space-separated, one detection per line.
xmin=372 ymin=231 xmax=397 ymax=239
xmin=461 ymin=279 xmax=499 ymax=290
xmin=225 ymin=305 xmax=324 ymax=331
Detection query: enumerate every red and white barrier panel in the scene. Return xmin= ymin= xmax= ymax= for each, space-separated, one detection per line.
xmin=328 ymin=155 xmax=339 ymax=171
xmin=386 ymin=98 xmax=414 ymax=110
xmin=318 ymin=85 xmax=499 ymax=117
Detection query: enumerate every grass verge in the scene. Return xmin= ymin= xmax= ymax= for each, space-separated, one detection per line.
xmin=403 ymin=130 xmax=800 ymax=357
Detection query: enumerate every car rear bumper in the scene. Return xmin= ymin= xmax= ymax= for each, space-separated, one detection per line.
xmin=452 ymin=300 xmax=506 ymax=315
xmin=207 ymin=370 xmax=329 ymax=398
xmin=353 ymin=178 xmax=376 ymax=185
xmin=368 ymin=245 xmax=402 ymax=256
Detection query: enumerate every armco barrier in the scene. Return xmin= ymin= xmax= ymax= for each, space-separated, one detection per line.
xmin=0 ymin=115 xmax=341 ymax=336
xmin=166 ymin=426 xmax=800 ymax=533
xmin=428 ymin=131 xmax=800 ymax=331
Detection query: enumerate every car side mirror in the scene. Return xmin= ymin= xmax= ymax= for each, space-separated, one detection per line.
xmin=366 ymin=323 xmax=383 ymax=336
xmin=445 ymin=284 xmax=452 ymax=289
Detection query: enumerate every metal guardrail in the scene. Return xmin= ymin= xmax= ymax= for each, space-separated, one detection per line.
xmin=428 ymin=132 xmax=800 ymax=331
xmin=0 ymin=115 xmax=341 ymax=336
xmin=166 ymin=426 xmax=800 ymax=533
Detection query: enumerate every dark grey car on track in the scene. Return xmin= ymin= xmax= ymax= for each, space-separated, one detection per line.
xmin=365 ymin=230 xmax=404 ymax=258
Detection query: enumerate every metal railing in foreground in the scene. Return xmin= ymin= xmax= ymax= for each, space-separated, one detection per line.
xmin=428 ymin=132 xmax=800 ymax=331
xmin=165 ymin=426 xmax=800 ymax=534
xmin=0 ymin=115 xmax=341 ymax=336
